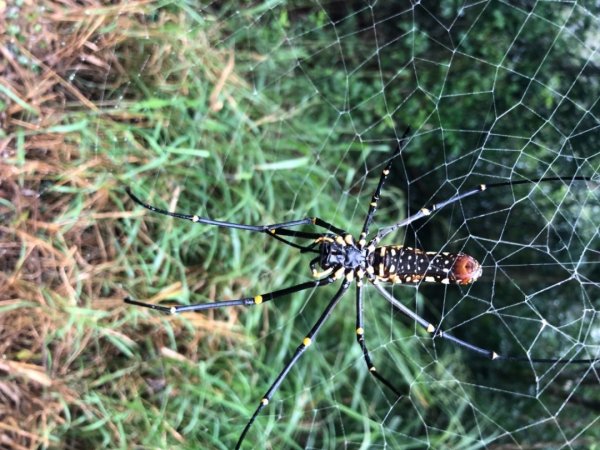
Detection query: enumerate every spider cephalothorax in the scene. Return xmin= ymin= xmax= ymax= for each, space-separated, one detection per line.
xmin=312 ymin=234 xmax=367 ymax=276
xmin=124 ymin=128 xmax=595 ymax=449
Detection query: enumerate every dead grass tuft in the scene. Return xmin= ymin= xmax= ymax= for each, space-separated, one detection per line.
xmin=1 ymin=1 xmax=245 ymax=448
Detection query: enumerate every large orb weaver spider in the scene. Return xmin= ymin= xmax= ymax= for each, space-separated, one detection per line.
xmin=125 ymin=129 xmax=598 ymax=449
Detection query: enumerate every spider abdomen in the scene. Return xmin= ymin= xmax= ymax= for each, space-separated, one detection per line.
xmin=370 ymin=246 xmax=482 ymax=285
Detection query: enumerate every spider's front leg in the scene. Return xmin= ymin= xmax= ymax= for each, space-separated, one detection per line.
xmin=126 ymin=187 xmax=347 ymax=236
xmin=125 ymin=276 xmax=336 ymax=314
xmin=355 ymin=281 xmax=403 ymax=397
xmin=235 ymin=278 xmax=351 ymax=449
xmin=360 ymin=127 xmax=411 ymax=240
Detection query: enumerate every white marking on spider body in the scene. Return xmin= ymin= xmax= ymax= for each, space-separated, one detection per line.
xmin=333 ymin=267 xmax=345 ymax=279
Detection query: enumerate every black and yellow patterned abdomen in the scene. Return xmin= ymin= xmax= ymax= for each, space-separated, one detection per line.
xmin=370 ymin=246 xmax=482 ymax=285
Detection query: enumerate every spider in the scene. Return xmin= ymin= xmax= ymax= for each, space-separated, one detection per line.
xmin=125 ymin=129 xmax=597 ymax=449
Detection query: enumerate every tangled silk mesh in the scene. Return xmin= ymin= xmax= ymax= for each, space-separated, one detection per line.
xmin=79 ymin=2 xmax=600 ymax=449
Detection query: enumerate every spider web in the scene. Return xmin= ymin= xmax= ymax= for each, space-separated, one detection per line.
xmin=66 ymin=1 xmax=600 ymax=448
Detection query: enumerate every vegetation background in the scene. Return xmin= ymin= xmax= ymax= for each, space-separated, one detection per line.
xmin=1 ymin=1 xmax=599 ymax=449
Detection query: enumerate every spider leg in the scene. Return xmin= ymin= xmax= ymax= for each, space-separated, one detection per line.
xmin=125 ymin=276 xmax=336 ymax=314
xmin=355 ymin=282 xmax=403 ymax=396
xmin=373 ymin=176 xmax=594 ymax=243
xmin=360 ymin=127 xmax=411 ymax=242
xmin=264 ymin=227 xmax=340 ymax=253
xmin=126 ymin=187 xmax=346 ymax=235
xmin=373 ymin=283 xmax=598 ymax=364
xmin=235 ymin=278 xmax=351 ymax=450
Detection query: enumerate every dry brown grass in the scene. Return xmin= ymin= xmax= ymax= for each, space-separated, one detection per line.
xmin=0 ymin=2 xmax=246 ymax=448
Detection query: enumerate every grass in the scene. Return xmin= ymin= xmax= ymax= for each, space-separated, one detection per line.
xmin=3 ymin=1 xmax=599 ymax=450
xmin=1 ymin=2 xmax=419 ymax=448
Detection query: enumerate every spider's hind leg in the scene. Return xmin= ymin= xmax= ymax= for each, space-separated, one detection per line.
xmin=373 ymin=176 xmax=594 ymax=243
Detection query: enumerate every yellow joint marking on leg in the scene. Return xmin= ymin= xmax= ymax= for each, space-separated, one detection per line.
xmin=303 ymin=337 xmax=312 ymax=347
xmin=356 ymin=268 xmax=365 ymax=278
xmin=405 ymin=276 xmax=412 ymax=282
xmin=192 ymin=215 xmax=200 ymax=222
xmin=427 ymin=324 xmax=435 ymax=333
xmin=261 ymin=398 xmax=269 ymax=406
xmin=169 ymin=306 xmax=177 ymax=315
xmin=335 ymin=235 xmax=346 ymax=245
xmin=316 ymin=236 xmax=334 ymax=244
xmin=360 ymin=232 xmax=367 ymax=237
xmin=356 ymin=327 xmax=364 ymax=335
xmin=333 ymin=267 xmax=345 ymax=280
xmin=344 ymin=234 xmax=354 ymax=245
xmin=425 ymin=276 xmax=435 ymax=282
xmin=345 ymin=271 xmax=355 ymax=282
xmin=366 ymin=266 xmax=374 ymax=274
xmin=311 ymin=217 xmax=317 ymax=224
xmin=357 ymin=280 xmax=363 ymax=287
xmin=421 ymin=208 xmax=431 ymax=216
xmin=370 ymin=201 xmax=377 ymax=207
xmin=358 ymin=238 xmax=367 ymax=247
xmin=254 ymin=295 xmax=263 ymax=304
xmin=313 ymin=267 xmax=334 ymax=278
xmin=367 ymin=244 xmax=376 ymax=253
xmin=480 ymin=184 xmax=487 ymax=191
xmin=383 ymin=169 xmax=390 ymax=175
xmin=268 ymin=229 xmax=276 ymax=234
xmin=369 ymin=367 xmax=377 ymax=372
xmin=492 ymin=352 xmax=500 ymax=360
